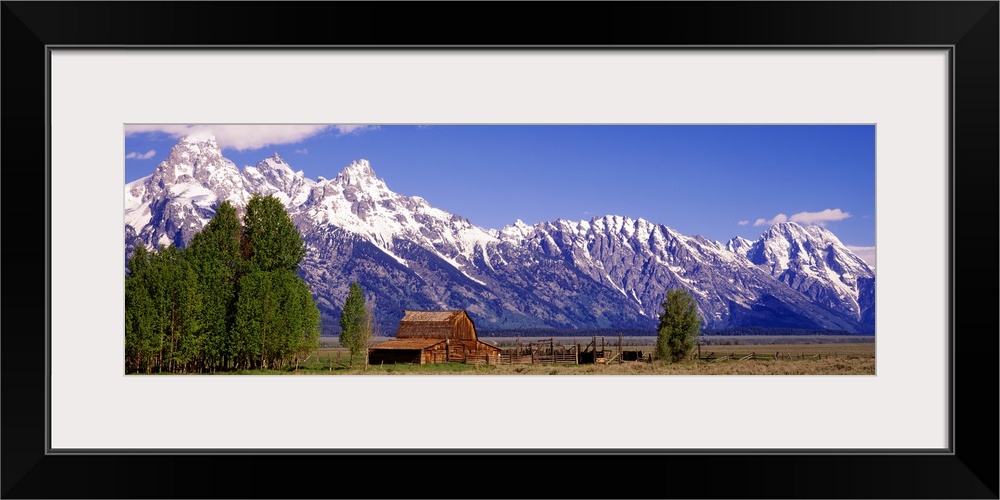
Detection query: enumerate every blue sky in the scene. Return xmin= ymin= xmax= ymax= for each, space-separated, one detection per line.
xmin=125 ymin=124 xmax=876 ymax=261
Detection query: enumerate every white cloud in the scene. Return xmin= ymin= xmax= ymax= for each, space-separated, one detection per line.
xmin=846 ymin=245 xmax=876 ymax=269
xmin=753 ymin=208 xmax=851 ymax=227
xmin=124 ymin=124 xmax=378 ymax=151
xmin=754 ymin=214 xmax=787 ymax=226
xmin=333 ymin=125 xmax=379 ymax=135
xmin=294 ymin=148 xmax=308 ymax=155
xmin=789 ymin=208 xmax=851 ymax=225
xmin=737 ymin=220 xmax=749 ymax=226
xmin=125 ymin=149 xmax=156 ymax=160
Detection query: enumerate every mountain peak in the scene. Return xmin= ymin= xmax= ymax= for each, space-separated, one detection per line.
xmin=166 ymin=134 xmax=224 ymax=165
xmin=764 ymin=221 xmax=810 ymax=238
xmin=763 ymin=222 xmax=842 ymax=246
xmin=335 ymin=159 xmax=385 ymax=190
xmin=342 ymin=158 xmax=375 ymax=177
xmin=179 ymin=133 xmax=218 ymax=146
xmin=251 ymin=153 xmax=296 ymax=177
xmin=770 ymin=221 xmax=804 ymax=231
xmin=159 ymin=133 xmax=227 ymax=173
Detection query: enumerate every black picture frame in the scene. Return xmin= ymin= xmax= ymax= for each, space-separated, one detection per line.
xmin=3 ymin=2 xmax=997 ymax=498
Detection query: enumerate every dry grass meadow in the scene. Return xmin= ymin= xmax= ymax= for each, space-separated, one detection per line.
xmin=238 ymin=341 xmax=875 ymax=375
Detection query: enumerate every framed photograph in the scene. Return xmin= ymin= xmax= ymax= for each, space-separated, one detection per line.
xmin=4 ymin=2 xmax=996 ymax=498
xmin=122 ymin=122 xmax=879 ymax=377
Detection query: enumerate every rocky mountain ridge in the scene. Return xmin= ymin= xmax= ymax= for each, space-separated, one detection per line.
xmin=125 ymin=135 xmax=876 ymax=333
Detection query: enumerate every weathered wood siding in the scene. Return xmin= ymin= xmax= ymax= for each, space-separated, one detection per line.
xmin=421 ymin=342 xmax=450 ymax=364
xmin=451 ymin=313 xmax=477 ymax=340
xmin=444 ymin=339 xmax=501 ymax=363
xmin=396 ymin=310 xmax=479 ymax=340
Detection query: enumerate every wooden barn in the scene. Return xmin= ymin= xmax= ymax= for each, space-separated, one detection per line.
xmin=368 ymin=310 xmax=501 ymax=365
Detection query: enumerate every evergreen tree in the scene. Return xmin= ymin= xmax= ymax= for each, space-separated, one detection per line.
xmin=655 ymin=288 xmax=702 ymax=363
xmin=339 ymin=281 xmax=367 ymax=368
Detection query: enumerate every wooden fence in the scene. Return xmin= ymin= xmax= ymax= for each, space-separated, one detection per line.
xmin=499 ymin=354 xmax=534 ymax=365
xmin=430 ymin=351 xmax=499 ymax=364
xmin=499 ymin=352 xmax=578 ymax=365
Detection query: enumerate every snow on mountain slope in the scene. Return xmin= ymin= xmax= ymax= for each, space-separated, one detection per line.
xmin=124 ymin=134 xmax=875 ymax=332
xmin=242 ymin=153 xmax=314 ymax=207
xmin=298 ymin=159 xmax=499 ymax=274
xmin=735 ymin=222 xmax=876 ymax=329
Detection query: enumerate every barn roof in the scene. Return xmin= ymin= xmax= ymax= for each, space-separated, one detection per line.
xmin=370 ymin=338 xmax=447 ymax=350
xmin=400 ymin=310 xmax=464 ymax=322
xmin=396 ymin=310 xmax=477 ymax=340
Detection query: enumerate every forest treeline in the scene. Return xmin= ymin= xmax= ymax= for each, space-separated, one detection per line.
xmin=478 ymin=326 xmax=870 ymax=337
xmin=125 ymin=195 xmax=320 ymax=373
xmin=701 ymin=327 xmax=871 ymax=336
xmin=477 ymin=328 xmax=657 ymax=338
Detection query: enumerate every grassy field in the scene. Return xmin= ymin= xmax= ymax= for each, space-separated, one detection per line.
xmin=223 ymin=343 xmax=875 ymax=375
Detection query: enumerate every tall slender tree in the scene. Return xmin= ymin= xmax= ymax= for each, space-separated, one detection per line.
xmin=187 ymin=200 xmax=241 ymax=371
xmin=125 ymin=246 xmax=158 ymax=372
xmin=339 ymin=281 xmax=367 ymax=368
xmin=360 ymin=298 xmax=379 ymax=369
xmin=274 ymin=271 xmax=321 ymax=369
xmin=155 ymin=245 xmax=202 ymax=373
xmin=233 ymin=269 xmax=321 ymax=370
xmin=233 ymin=194 xmax=316 ymax=370
xmin=124 ymin=244 xmax=202 ymax=373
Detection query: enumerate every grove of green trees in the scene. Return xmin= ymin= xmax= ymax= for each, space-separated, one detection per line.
xmin=125 ymin=195 xmax=320 ymax=373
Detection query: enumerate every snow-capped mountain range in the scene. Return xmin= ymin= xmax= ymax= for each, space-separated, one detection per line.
xmin=125 ymin=135 xmax=876 ymax=333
